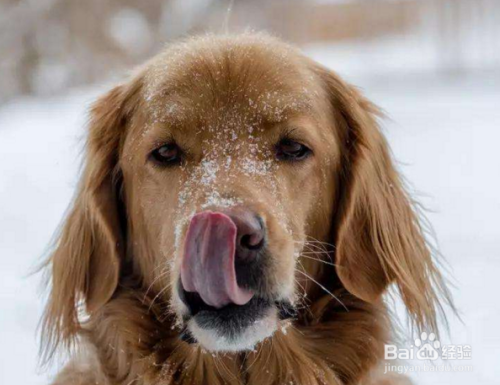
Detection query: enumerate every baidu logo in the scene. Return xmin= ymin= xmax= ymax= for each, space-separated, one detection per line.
xmin=385 ymin=332 xmax=472 ymax=361
xmin=383 ymin=332 xmax=473 ymax=374
xmin=385 ymin=332 xmax=441 ymax=361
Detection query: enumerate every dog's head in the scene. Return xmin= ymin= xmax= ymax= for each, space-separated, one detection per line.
xmin=42 ymin=34 xmax=449 ymax=356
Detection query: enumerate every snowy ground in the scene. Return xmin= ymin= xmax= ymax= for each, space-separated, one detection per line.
xmin=1 ymin=45 xmax=499 ymax=384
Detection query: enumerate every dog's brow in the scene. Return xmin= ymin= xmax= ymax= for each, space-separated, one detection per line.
xmin=257 ymin=96 xmax=313 ymax=124
xmin=144 ymin=89 xmax=313 ymax=132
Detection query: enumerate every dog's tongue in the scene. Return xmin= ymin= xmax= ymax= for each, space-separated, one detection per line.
xmin=181 ymin=211 xmax=254 ymax=309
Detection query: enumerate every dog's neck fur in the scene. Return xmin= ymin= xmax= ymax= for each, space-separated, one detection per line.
xmin=54 ymin=286 xmax=389 ymax=385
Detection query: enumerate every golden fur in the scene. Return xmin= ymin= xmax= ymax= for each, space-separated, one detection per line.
xmin=41 ymin=33 xmax=451 ymax=385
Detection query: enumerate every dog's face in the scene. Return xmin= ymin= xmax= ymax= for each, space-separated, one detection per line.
xmin=43 ymin=34 xmax=448 ymax=360
xmin=120 ymin=39 xmax=338 ymax=350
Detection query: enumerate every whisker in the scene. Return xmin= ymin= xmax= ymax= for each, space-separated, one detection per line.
xmin=148 ymin=281 xmax=174 ymax=312
xmin=302 ymin=242 xmax=328 ymax=249
xmin=301 ymin=250 xmax=333 ymax=257
xmin=304 ymin=244 xmax=332 ymax=255
xmin=295 ymin=269 xmax=348 ymax=311
xmin=294 ymin=260 xmax=314 ymax=309
xmin=158 ymin=304 xmax=177 ymax=323
xmin=143 ymin=268 xmax=171 ymax=304
xmin=299 ymin=254 xmax=339 ymax=268
xmin=305 ymin=235 xmax=336 ymax=248
xmin=294 ymin=274 xmax=308 ymax=302
xmin=302 ymin=243 xmax=332 ymax=257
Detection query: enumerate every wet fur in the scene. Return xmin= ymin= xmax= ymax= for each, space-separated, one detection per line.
xmin=41 ymin=34 xmax=451 ymax=385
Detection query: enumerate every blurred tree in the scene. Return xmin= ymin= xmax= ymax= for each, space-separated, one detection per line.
xmin=1 ymin=0 xmax=498 ymax=102
xmin=0 ymin=0 xmax=222 ymax=102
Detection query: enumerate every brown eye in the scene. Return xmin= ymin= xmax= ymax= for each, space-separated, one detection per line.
xmin=150 ymin=143 xmax=181 ymax=166
xmin=276 ymin=139 xmax=312 ymax=162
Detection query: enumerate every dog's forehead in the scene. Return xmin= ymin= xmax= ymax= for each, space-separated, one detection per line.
xmin=140 ymin=35 xmax=318 ymax=131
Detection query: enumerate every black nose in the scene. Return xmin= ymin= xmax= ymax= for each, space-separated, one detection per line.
xmin=224 ymin=209 xmax=265 ymax=261
xmin=206 ymin=207 xmax=266 ymax=290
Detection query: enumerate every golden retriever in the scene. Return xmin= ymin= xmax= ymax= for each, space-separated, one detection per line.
xmin=41 ymin=33 xmax=451 ymax=385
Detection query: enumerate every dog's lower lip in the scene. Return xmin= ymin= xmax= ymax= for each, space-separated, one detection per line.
xmin=177 ymin=280 xmax=296 ymax=346
xmin=178 ymin=280 xmax=295 ymax=324
xmin=178 ymin=279 xmax=262 ymax=316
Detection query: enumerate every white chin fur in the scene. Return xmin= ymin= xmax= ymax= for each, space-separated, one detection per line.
xmin=188 ymin=307 xmax=278 ymax=352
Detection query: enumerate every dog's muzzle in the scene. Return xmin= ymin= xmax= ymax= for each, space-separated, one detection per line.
xmin=177 ymin=208 xmax=295 ymax=350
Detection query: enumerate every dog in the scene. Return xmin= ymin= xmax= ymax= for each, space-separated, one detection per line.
xmin=41 ymin=33 xmax=451 ymax=385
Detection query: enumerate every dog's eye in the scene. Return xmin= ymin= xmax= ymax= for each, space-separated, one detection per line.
xmin=150 ymin=143 xmax=181 ymax=166
xmin=276 ymin=139 xmax=311 ymax=161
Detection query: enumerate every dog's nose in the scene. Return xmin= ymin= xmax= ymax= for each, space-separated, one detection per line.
xmin=224 ymin=208 xmax=265 ymax=260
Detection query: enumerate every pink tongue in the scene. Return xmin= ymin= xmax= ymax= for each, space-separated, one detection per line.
xmin=181 ymin=211 xmax=254 ymax=309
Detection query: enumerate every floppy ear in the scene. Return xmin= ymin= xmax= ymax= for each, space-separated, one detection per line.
xmin=41 ymin=79 xmax=141 ymax=360
xmin=314 ymin=64 xmax=451 ymax=332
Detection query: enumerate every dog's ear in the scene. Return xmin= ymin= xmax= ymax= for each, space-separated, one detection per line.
xmin=313 ymin=64 xmax=451 ymax=332
xmin=41 ymin=78 xmax=142 ymax=360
